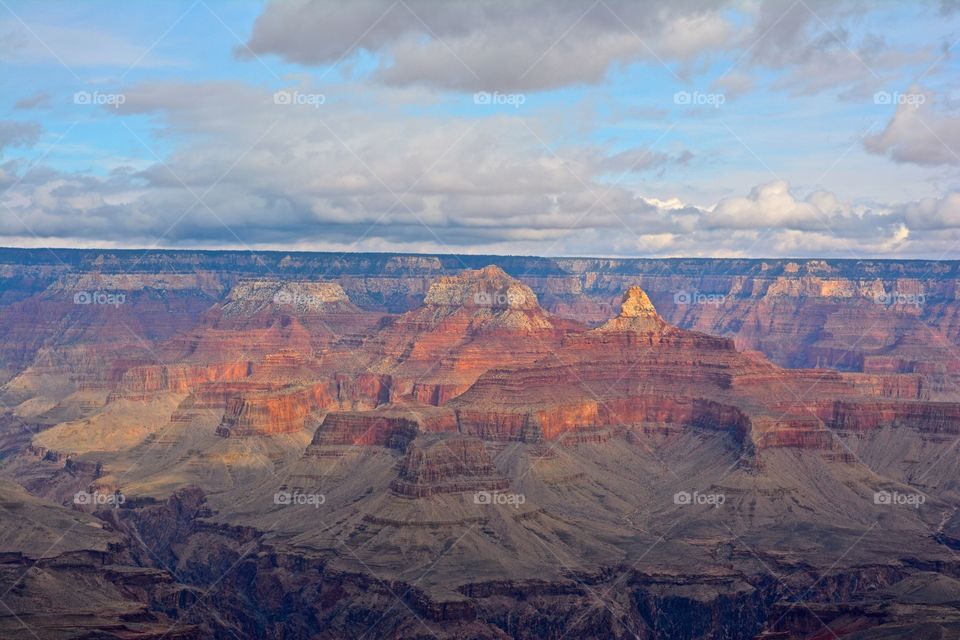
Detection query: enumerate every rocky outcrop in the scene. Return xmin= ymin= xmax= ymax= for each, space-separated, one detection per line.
xmin=828 ymin=398 xmax=960 ymax=433
xmin=0 ymin=480 xmax=202 ymax=639
xmin=389 ymin=434 xmax=509 ymax=497
xmin=351 ymin=265 xmax=580 ymax=406
xmin=220 ymin=279 xmax=354 ymax=315
xmin=0 ymin=273 xmax=222 ymax=393
xmin=598 ymin=285 xmax=665 ymax=333
xmin=216 ymin=381 xmax=339 ymax=436
xmin=306 ymin=403 xmax=457 ymax=451
xmin=450 ymin=283 xmax=953 ymax=456
xmin=178 ymin=278 xmax=380 ymax=361
xmin=112 ymin=360 xmax=254 ymax=399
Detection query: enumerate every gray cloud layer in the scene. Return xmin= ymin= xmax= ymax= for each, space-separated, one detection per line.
xmin=245 ymin=0 xmax=734 ymax=91
xmin=0 ymin=120 xmax=41 ymax=154
xmin=865 ymin=88 xmax=960 ymax=166
xmin=244 ymin=0 xmax=930 ymax=98
xmin=0 ymin=80 xmax=955 ymax=258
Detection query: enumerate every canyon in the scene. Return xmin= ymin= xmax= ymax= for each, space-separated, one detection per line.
xmin=0 ymin=249 xmax=959 ymax=639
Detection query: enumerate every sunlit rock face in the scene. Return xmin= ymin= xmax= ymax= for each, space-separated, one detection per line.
xmin=598 ymin=285 xmax=666 ymax=333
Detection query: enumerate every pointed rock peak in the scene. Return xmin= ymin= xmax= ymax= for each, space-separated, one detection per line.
xmin=619 ymin=286 xmax=657 ymax=318
xmin=424 ymin=265 xmax=540 ymax=311
xmin=477 ymin=264 xmax=508 ymax=278
xmin=598 ymin=285 xmax=665 ymax=332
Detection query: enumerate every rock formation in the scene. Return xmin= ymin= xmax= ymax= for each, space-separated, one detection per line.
xmin=598 ymin=285 xmax=665 ymax=333
xmin=334 ymin=265 xmax=581 ymax=408
xmin=306 ymin=402 xmax=457 ymax=452
xmin=451 ymin=281 xmax=952 ymax=460
xmin=389 ymin=434 xmax=508 ymax=498
xmin=1 ymin=251 xmax=960 ymax=639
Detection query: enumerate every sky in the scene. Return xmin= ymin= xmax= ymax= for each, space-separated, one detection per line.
xmin=1 ymin=0 xmax=959 ymax=259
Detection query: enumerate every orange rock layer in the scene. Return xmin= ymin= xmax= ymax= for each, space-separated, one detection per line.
xmin=307 ymin=404 xmax=457 ymax=450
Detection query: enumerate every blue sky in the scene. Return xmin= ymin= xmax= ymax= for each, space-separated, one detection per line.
xmin=1 ymin=0 xmax=959 ymax=258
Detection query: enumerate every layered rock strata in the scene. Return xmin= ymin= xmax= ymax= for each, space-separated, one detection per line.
xmin=389 ymin=434 xmax=508 ymax=498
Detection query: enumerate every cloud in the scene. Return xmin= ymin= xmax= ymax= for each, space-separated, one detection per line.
xmin=711 ymin=72 xmax=753 ymax=99
xmin=0 ymin=76 xmax=950 ymax=260
xmin=865 ymin=88 xmax=960 ymax=166
xmin=0 ymin=67 xmax=946 ymax=259
xmin=241 ymin=0 xmax=941 ymax=101
xmin=0 ymin=21 xmax=180 ymax=68
xmin=0 ymin=120 xmax=41 ymax=154
xmin=901 ymin=192 xmax=960 ymax=229
xmin=13 ymin=91 xmax=51 ymax=110
xmin=243 ymin=0 xmax=735 ymax=91
xmin=729 ymin=0 xmax=930 ymax=98
xmin=2 ymin=80 xmax=690 ymax=250
xmin=941 ymin=0 xmax=960 ymax=15
xmin=2 ymin=0 xmax=958 ymax=260
xmin=592 ymin=147 xmax=693 ymax=176
xmin=707 ymin=180 xmax=893 ymax=236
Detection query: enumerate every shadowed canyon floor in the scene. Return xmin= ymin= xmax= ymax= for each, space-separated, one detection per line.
xmin=0 ymin=251 xmax=959 ymax=639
